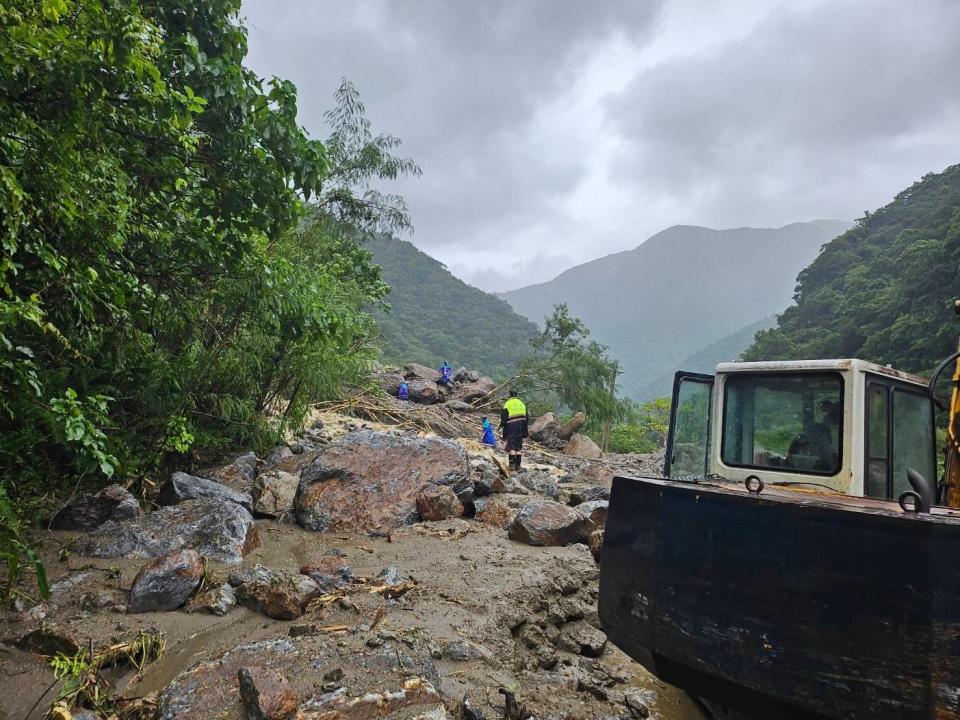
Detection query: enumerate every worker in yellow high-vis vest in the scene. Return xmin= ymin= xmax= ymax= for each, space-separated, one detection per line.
xmin=500 ymin=388 xmax=530 ymax=472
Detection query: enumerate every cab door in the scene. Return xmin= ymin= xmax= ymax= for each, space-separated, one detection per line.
xmin=664 ymin=371 xmax=714 ymax=479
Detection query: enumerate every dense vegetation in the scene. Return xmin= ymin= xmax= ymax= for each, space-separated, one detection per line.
xmin=745 ymin=165 xmax=960 ymax=373
xmin=0 ymin=1 xmax=416 ymax=593
xmin=367 ymin=236 xmax=538 ymax=379
xmin=502 ymin=220 xmax=850 ymax=401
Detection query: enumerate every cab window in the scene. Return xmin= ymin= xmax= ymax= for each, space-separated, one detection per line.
xmin=722 ymin=373 xmax=843 ymax=475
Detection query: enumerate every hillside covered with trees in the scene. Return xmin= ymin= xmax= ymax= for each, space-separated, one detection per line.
xmin=744 ymin=165 xmax=960 ymax=373
xmin=367 ymin=236 xmax=538 ymax=378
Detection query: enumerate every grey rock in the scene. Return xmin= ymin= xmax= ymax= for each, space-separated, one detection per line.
xmin=446 ymin=400 xmax=475 ymax=412
xmin=517 ymin=471 xmax=560 ymax=499
xmin=443 ymin=640 xmax=491 ymax=662
xmin=48 ymin=484 xmax=140 ymax=531
xmin=263 ymin=445 xmax=294 ymax=470
xmin=569 ymin=486 xmax=610 ymax=505
xmin=158 ymin=471 xmax=252 ymax=509
xmin=508 ymin=500 xmax=590 ymax=547
xmin=194 ymin=583 xmax=236 ymax=616
xmin=72 ymin=497 xmax=259 ymax=565
xmin=228 ymin=563 xmax=281 ymax=587
xmin=251 ymin=470 xmax=299 ymax=518
xmin=128 ymin=549 xmax=203 ymax=613
xmin=577 ymin=499 xmax=609 ymax=529
xmin=558 ymin=621 xmax=608 ymax=657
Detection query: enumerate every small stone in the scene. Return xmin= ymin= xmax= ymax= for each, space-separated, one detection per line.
xmin=577 ymin=499 xmax=608 ymax=529
xmin=559 ymin=621 xmax=608 ymax=657
xmin=442 ymin=640 xmax=490 ymax=662
xmin=624 ymin=692 xmax=651 ymax=719
xmin=569 ymin=486 xmax=610 ymax=506
xmin=128 ymin=549 xmax=203 ymax=613
xmin=416 ymin=484 xmax=463 ymax=521
xmin=236 ymin=580 xmax=308 ymax=621
xmin=237 ymin=666 xmax=298 ymax=720
xmin=194 ymin=583 xmax=236 ymax=616
xmin=299 ymin=556 xmax=354 ymax=591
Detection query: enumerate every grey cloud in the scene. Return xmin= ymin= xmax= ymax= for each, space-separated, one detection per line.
xmin=606 ymin=0 xmax=960 ymax=227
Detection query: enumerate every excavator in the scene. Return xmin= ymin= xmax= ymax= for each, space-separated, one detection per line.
xmin=599 ymin=308 xmax=960 ymax=720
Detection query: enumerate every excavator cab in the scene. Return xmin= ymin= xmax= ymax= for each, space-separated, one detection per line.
xmin=662 ymin=359 xmax=937 ymax=499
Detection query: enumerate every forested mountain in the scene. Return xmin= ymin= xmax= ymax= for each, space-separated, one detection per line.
xmin=501 ymin=220 xmax=851 ymax=400
xmin=744 ymin=165 xmax=960 ymax=374
xmin=367 ymin=236 xmax=538 ymax=378
xmin=638 ymin=316 xmax=777 ymax=399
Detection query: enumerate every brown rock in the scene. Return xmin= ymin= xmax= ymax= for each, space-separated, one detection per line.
xmin=375 ymin=371 xmax=405 ymax=396
xmin=528 ymin=412 xmax=559 ymax=442
xmin=577 ymin=499 xmax=608 ymax=529
xmin=295 ymin=431 xmax=469 ymax=535
xmin=252 ymin=470 xmax=299 ymax=518
xmin=299 ymin=555 xmax=354 ymax=591
xmin=235 ymin=578 xmax=316 ymax=620
xmin=238 ymin=666 xmax=298 ymax=720
xmin=407 ymin=378 xmax=439 ymax=404
xmin=416 ymin=484 xmax=463 ymax=521
xmin=403 ymin=362 xmax=439 ymax=381
xmin=565 ymin=433 xmax=602 ymax=460
xmin=450 ymin=376 xmax=496 ymax=404
xmin=474 ymin=497 xmax=517 ymax=530
xmin=128 ymin=549 xmax=204 ymax=613
xmin=204 ymin=451 xmax=258 ymax=492
xmin=271 ymin=450 xmax=321 ymax=475
xmin=508 ymin=500 xmax=590 ymax=547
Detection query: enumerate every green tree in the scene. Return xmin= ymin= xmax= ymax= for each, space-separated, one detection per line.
xmin=0 ymin=2 xmax=415 ymax=595
xmin=519 ymin=304 xmax=625 ymax=432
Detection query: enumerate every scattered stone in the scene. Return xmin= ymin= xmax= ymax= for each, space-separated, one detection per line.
xmin=72 ymin=498 xmax=259 ymax=565
xmin=251 ymin=470 xmax=299 ymax=518
xmin=569 ymin=486 xmax=610 ymax=506
xmin=442 ymin=640 xmax=491 ymax=662
xmin=416 ymin=484 xmax=463 ymax=521
xmin=295 ymin=431 xmax=469 ymax=534
xmin=624 ymin=691 xmax=652 ymax=719
xmin=157 ymin=471 xmax=252 ymax=509
xmin=193 ymin=583 xmax=236 ymax=616
xmin=128 ymin=549 xmax=203 ymax=613
xmin=237 ymin=666 xmax=298 ymax=720
xmin=446 ymin=400 xmax=475 ymax=412
xmin=299 ymin=555 xmax=354 ymax=591
xmin=558 ymin=621 xmax=608 ymax=657
xmin=491 ymin=474 xmax=530 ymax=495
xmin=48 ymin=484 xmax=140 ymax=531
xmin=228 ymin=564 xmax=281 ymax=587
xmin=508 ymin=500 xmax=591 ymax=547
xmin=565 ymin=433 xmax=603 ymax=460
xmin=577 ymin=499 xmax=609 ymax=529
xmin=462 ymin=697 xmax=487 ymax=720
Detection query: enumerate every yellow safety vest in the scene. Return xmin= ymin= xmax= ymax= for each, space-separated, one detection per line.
xmin=504 ymin=397 xmax=526 ymax=418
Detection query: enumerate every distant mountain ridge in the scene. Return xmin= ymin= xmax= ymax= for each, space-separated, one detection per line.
xmin=501 ymin=220 xmax=852 ymax=400
xmin=367 ymin=236 xmax=538 ymax=379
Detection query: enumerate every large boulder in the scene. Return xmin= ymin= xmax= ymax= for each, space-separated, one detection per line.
xmin=49 ymin=484 xmax=140 ymax=531
xmin=403 ymin=362 xmax=439 ymax=381
xmin=407 ymin=378 xmax=439 ymax=404
xmin=508 ymin=500 xmax=591 ymax=547
xmin=375 ymin=371 xmax=405 ymax=396
xmin=72 ymin=498 xmax=260 ymax=565
xmin=294 ymin=431 xmax=469 ymax=534
xmin=450 ymin=376 xmax=496 ymax=404
xmin=128 ymin=549 xmax=203 ymax=613
xmin=203 ymin=452 xmax=258 ymax=493
xmin=474 ymin=496 xmax=522 ymax=530
xmin=416 ymin=484 xmax=463 ymax=521
xmin=557 ymin=412 xmax=587 ymax=441
xmin=528 ymin=412 xmax=559 ymax=442
xmin=251 ymin=470 xmax=298 ymax=518
xmin=157 ymin=471 xmax=252 ymax=510
xmin=565 ymin=433 xmax=603 ymax=460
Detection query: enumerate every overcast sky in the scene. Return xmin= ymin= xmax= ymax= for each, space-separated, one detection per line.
xmin=242 ymin=0 xmax=960 ymax=292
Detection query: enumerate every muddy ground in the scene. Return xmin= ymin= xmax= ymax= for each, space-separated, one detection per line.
xmin=0 ymin=406 xmax=703 ymax=720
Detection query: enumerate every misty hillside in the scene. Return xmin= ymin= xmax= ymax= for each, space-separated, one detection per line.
xmin=368 ymin=236 xmax=539 ymax=379
xmin=501 ymin=220 xmax=852 ymax=400
xmin=745 ymin=165 xmax=960 ymax=373
xmin=637 ymin=316 xmax=777 ymax=399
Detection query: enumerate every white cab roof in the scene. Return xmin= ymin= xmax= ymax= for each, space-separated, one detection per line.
xmin=714 ymin=358 xmax=929 ymax=388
